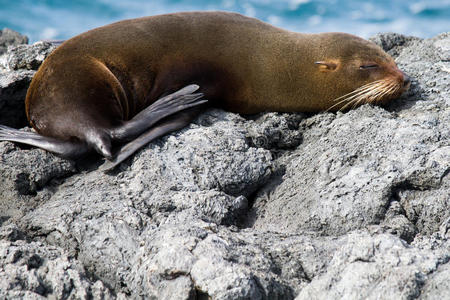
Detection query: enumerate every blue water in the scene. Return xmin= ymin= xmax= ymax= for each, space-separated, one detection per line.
xmin=1 ymin=0 xmax=449 ymax=42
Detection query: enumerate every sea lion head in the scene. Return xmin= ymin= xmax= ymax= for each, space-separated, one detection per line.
xmin=313 ymin=33 xmax=410 ymax=111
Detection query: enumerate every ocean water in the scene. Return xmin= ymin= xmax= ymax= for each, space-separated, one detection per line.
xmin=1 ymin=0 xmax=449 ymax=42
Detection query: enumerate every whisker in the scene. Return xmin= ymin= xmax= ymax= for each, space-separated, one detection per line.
xmin=341 ymin=97 xmax=364 ymax=111
xmin=352 ymin=92 xmax=376 ymax=109
xmin=327 ymin=83 xmax=382 ymax=111
xmin=385 ymin=81 xmax=400 ymax=95
xmin=331 ymin=80 xmax=385 ymax=103
xmin=340 ymin=99 xmax=357 ymax=111
xmin=374 ymin=81 xmax=397 ymax=101
xmin=370 ymin=85 xmax=389 ymax=99
xmin=342 ymin=82 xmax=388 ymax=110
xmin=328 ymin=94 xmax=361 ymax=111
xmin=351 ymin=97 xmax=365 ymax=110
xmin=331 ymin=89 xmax=367 ymax=104
xmin=370 ymin=81 xmax=398 ymax=104
xmin=326 ymin=79 xmax=403 ymax=112
xmin=339 ymin=83 xmax=386 ymax=111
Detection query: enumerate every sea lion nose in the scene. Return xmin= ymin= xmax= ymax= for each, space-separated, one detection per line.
xmin=403 ymin=73 xmax=411 ymax=87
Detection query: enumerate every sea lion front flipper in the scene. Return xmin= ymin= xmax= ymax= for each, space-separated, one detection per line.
xmin=110 ymin=84 xmax=207 ymax=142
xmin=100 ymin=108 xmax=202 ymax=172
xmin=0 ymin=125 xmax=89 ymax=158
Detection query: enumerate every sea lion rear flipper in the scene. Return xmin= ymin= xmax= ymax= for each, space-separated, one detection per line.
xmin=100 ymin=108 xmax=202 ymax=172
xmin=110 ymin=84 xmax=207 ymax=142
xmin=0 ymin=125 xmax=89 ymax=158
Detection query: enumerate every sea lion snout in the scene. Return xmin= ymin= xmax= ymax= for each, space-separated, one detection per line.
xmin=402 ymin=73 xmax=411 ymax=88
xmin=390 ymin=64 xmax=411 ymax=93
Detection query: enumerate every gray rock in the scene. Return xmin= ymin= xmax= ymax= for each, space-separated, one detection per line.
xmin=369 ymin=32 xmax=421 ymax=57
xmin=0 ymin=236 xmax=116 ymax=299
xmin=0 ymin=42 xmax=56 ymax=128
xmin=420 ymin=263 xmax=450 ymax=300
xmin=415 ymin=218 xmax=450 ymax=300
xmin=0 ymin=28 xmax=28 ymax=55
xmin=295 ymin=231 xmax=449 ymax=300
xmin=117 ymin=221 xmax=341 ymax=299
xmin=4 ymin=41 xmax=56 ymax=71
xmin=431 ymin=32 xmax=450 ymax=61
xmin=14 ymin=111 xmax=273 ymax=295
xmin=251 ymin=104 xmax=448 ymax=236
xmin=242 ymin=112 xmax=305 ymax=150
xmin=0 ymin=140 xmax=76 ymax=226
xmin=0 ymin=69 xmax=34 ymax=127
xmin=0 ymin=31 xmax=449 ymax=299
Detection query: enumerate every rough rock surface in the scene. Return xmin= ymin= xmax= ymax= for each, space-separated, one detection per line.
xmin=0 ymin=41 xmax=56 ymax=128
xmin=0 ymin=224 xmax=115 ymax=299
xmin=0 ymin=31 xmax=448 ymax=299
xmin=0 ymin=28 xmax=28 ymax=55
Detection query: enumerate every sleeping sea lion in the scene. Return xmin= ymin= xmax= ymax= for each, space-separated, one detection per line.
xmin=0 ymin=12 xmax=410 ymax=171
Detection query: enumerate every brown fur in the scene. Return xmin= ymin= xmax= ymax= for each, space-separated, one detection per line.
xmin=26 ymin=11 xmax=408 ymax=143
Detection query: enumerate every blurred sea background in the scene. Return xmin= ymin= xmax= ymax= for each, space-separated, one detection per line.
xmin=1 ymin=0 xmax=449 ymax=42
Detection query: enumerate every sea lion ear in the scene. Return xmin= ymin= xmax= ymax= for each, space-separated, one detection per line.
xmin=315 ymin=61 xmax=338 ymax=71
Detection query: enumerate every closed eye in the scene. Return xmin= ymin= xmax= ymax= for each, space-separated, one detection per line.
xmin=360 ymin=64 xmax=379 ymax=70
